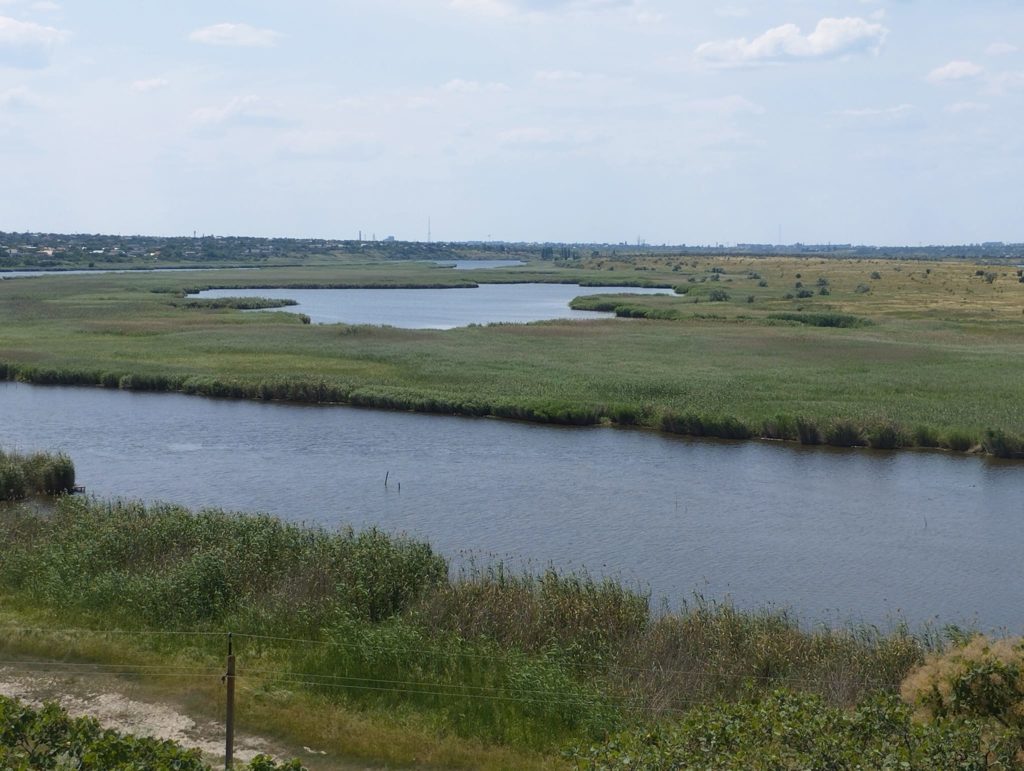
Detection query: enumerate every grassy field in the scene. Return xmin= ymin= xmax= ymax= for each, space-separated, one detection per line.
xmin=1 ymin=254 xmax=1023 ymax=455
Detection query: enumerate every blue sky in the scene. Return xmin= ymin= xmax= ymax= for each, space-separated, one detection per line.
xmin=1 ymin=0 xmax=1022 ymax=244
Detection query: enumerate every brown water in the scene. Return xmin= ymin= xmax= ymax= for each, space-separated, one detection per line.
xmin=2 ymin=382 xmax=1020 ymax=631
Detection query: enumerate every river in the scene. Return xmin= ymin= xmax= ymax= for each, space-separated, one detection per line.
xmin=2 ymin=381 xmax=1019 ymax=631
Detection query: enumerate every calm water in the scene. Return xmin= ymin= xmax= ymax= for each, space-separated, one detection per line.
xmin=435 ymin=259 xmax=526 ymax=270
xmin=2 ymin=382 xmax=1020 ymax=631
xmin=189 ymin=284 xmax=670 ymax=328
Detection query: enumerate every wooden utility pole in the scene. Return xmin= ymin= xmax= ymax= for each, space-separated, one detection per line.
xmin=225 ymin=632 xmax=235 ymax=769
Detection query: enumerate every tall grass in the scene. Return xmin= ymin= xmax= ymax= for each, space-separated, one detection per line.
xmin=0 ymin=496 xmax=934 ymax=751
xmin=0 ymin=449 xmax=74 ymax=499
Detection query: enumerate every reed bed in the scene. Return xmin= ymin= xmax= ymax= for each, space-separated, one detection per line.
xmin=0 ymin=496 xmax=936 ymax=752
xmin=0 ymin=449 xmax=75 ymax=499
xmin=2 ymin=259 xmax=1024 ymax=459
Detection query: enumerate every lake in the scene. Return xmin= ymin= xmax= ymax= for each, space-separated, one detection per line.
xmin=188 ymin=284 xmax=671 ymax=328
xmin=435 ymin=259 xmax=526 ymax=269
xmin=2 ymin=381 xmax=1020 ymax=632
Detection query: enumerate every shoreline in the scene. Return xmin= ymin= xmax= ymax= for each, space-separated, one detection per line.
xmin=2 ymin=367 xmax=1020 ymax=461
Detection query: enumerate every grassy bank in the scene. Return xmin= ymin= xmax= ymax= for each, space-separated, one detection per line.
xmin=2 ymin=496 xmax=1021 ymax=768
xmin=0 ymin=497 xmax=929 ymax=759
xmin=1 ymin=257 xmax=1024 ymax=456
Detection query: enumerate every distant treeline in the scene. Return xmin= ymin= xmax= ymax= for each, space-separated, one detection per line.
xmin=4 ymin=230 xmax=1024 ymax=270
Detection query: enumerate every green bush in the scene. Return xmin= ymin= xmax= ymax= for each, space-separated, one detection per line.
xmin=569 ymin=690 xmax=1022 ymax=770
xmin=825 ymin=420 xmax=866 ymax=447
xmin=0 ymin=696 xmax=305 ymax=770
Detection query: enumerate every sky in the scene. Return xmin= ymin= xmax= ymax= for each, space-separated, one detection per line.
xmin=0 ymin=1 xmax=1022 ymax=245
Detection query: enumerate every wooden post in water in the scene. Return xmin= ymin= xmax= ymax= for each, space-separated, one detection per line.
xmin=225 ymin=632 xmax=235 ymax=769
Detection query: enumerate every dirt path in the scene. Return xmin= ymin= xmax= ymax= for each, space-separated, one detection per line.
xmin=0 ymin=664 xmax=379 ymax=769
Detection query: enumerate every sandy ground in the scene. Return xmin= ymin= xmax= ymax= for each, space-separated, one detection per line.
xmin=0 ymin=664 xmax=366 ymax=768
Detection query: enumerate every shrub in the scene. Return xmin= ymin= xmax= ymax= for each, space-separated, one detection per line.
xmin=707 ymin=288 xmax=730 ymax=302
xmin=943 ymin=432 xmax=975 ymax=453
xmin=795 ymin=289 xmax=814 ymax=299
xmin=982 ymin=429 xmax=1024 ymax=459
xmin=0 ymin=696 xmax=302 ymax=770
xmin=825 ymin=421 xmax=866 ymax=447
xmin=912 ymin=425 xmax=941 ymax=448
xmin=768 ymin=313 xmax=869 ymax=328
xmin=855 ymin=284 xmax=871 ymax=294
xmin=870 ymin=271 xmax=882 ymax=280
xmin=866 ymin=423 xmax=904 ymax=450
xmin=571 ymin=689 xmax=1022 ymax=770
xmin=761 ymin=415 xmax=798 ymax=441
xmin=795 ymin=417 xmax=822 ymax=445
xmin=901 ymin=635 xmax=1024 ymax=731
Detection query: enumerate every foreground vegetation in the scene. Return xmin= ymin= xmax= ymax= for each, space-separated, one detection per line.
xmin=1 ymin=254 xmax=1024 ymax=457
xmin=0 ymin=695 xmax=301 ymax=770
xmin=1 ymin=496 xmax=1022 ymax=768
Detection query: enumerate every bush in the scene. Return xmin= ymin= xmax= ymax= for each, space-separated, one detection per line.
xmin=912 ymin=425 xmax=941 ymax=448
xmin=0 ymin=695 xmax=303 ymax=770
xmin=866 ymin=423 xmax=904 ymax=450
xmin=761 ymin=415 xmax=798 ymax=441
xmin=982 ymin=429 xmax=1024 ymax=459
xmin=795 ymin=417 xmax=822 ymax=445
xmin=943 ymin=432 xmax=975 ymax=453
xmin=825 ymin=421 xmax=866 ymax=447
xmin=901 ymin=635 xmax=1024 ymax=732
xmin=768 ymin=313 xmax=868 ymax=328
xmin=571 ymin=689 xmax=1022 ymax=770
xmin=707 ymin=288 xmax=730 ymax=302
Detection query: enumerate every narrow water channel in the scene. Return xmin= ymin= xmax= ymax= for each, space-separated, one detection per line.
xmin=2 ymin=382 xmax=1020 ymax=631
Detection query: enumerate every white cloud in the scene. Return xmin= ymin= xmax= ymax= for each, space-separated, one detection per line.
xmin=496 ymin=125 xmax=595 ymax=147
xmin=838 ymin=103 xmax=915 ymax=118
xmin=188 ymin=23 xmax=279 ymax=48
xmin=716 ymin=6 xmax=749 ymax=19
xmin=0 ymin=14 xmax=67 ymax=68
xmin=696 ymin=17 xmax=888 ymax=66
xmin=986 ymin=42 xmax=1018 ymax=57
xmin=0 ymin=84 xmax=43 ymax=109
xmin=441 ymin=78 xmax=510 ymax=94
xmin=29 ymin=1 xmax=60 ymax=12
xmin=450 ymin=0 xmax=637 ymax=19
xmin=535 ymin=69 xmax=586 ymax=81
xmin=945 ymin=101 xmax=989 ymax=114
xmin=192 ymin=95 xmax=289 ymax=127
xmin=131 ymin=78 xmax=169 ymax=93
xmin=686 ymin=94 xmax=765 ymax=116
xmin=985 ymin=70 xmax=1024 ymax=94
xmin=927 ymin=60 xmax=984 ymax=83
